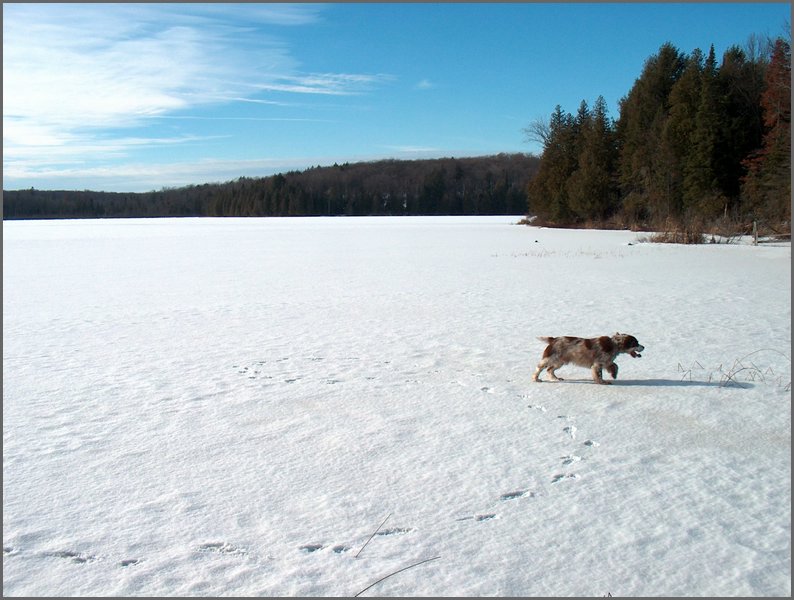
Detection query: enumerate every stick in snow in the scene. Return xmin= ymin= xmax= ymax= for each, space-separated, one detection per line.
xmin=354 ymin=556 xmax=441 ymax=597
xmin=355 ymin=513 xmax=391 ymax=559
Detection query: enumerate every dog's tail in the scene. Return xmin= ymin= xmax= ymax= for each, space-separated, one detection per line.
xmin=537 ymin=336 xmax=555 ymax=344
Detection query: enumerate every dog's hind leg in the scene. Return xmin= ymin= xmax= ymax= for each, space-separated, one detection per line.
xmin=591 ymin=365 xmax=610 ymax=385
xmin=545 ymin=365 xmax=563 ymax=381
xmin=533 ymin=358 xmax=560 ymax=382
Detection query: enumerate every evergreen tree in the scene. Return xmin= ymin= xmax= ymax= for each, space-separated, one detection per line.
xmin=527 ymin=105 xmax=578 ymax=222
xmin=683 ymin=45 xmax=724 ymax=218
xmin=661 ymin=48 xmax=704 ymax=220
xmin=572 ymin=99 xmax=591 ymax=158
xmin=714 ymin=46 xmax=765 ymax=204
xmin=566 ymin=96 xmax=618 ymax=221
xmin=616 ymin=42 xmax=686 ymax=225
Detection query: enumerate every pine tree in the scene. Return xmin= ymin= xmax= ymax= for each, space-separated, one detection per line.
xmin=616 ymin=42 xmax=685 ymax=225
xmin=661 ymin=48 xmax=704 ymax=220
xmin=682 ymin=45 xmax=724 ymax=219
xmin=527 ymin=105 xmax=578 ymax=222
xmin=566 ymin=96 xmax=618 ymax=222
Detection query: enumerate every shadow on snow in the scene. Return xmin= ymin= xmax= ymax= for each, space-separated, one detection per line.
xmin=541 ymin=378 xmax=752 ymax=389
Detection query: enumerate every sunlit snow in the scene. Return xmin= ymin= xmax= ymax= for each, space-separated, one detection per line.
xmin=3 ymin=216 xmax=790 ymax=596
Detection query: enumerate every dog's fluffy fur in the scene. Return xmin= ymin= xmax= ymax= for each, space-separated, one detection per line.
xmin=532 ymin=333 xmax=644 ymax=384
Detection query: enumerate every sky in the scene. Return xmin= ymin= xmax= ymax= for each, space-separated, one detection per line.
xmin=2 ymin=2 xmax=791 ymax=193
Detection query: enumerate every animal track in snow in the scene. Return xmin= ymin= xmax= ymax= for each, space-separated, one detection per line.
xmin=551 ymin=473 xmax=580 ymax=484
xmin=298 ymin=542 xmax=353 ymax=554
xmin=119 ymin=558 xmax=141 ymax=567
xmin=300 ymin=526 xmax=412 ymax=557
xmin=235 ymin=356 xmax=449 ymax=390
xmin=456 ymin=490 xmax=534 ymax=525
xmin=475 ymin=513 xmax=497 ymax=521
xmin=499 ymin=489 xmax=534 ymax=501
xmin=563 ymin=425 xmax=577 ymax=439
xmin=376 ymin=527 xmax=412 ymax=536
xmin=561 ymin=454 xmax=582 ymax=465
xmin=583 ymin=439 xmax=600 ymax=447
xmin=195 ymin=542 xmax=246 ymax=556
xmin=456 ymin=513 xmax=498 ymax=522
xmin=5 ymin=545 xmax=144 ymax=568
xmin=42 ymin=550 xmax=98 ymax=564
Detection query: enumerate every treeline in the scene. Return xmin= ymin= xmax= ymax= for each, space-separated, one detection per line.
xmin=2 ymin=154 xmax=539 ymax=219
xmin=527 ymin=36 xmax=791 ymax=234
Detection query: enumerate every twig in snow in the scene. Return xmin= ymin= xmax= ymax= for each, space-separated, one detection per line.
xmin=355 ymin=513 xmax=391 ymax=559
xmin=354 ymin=556 xmax=441 ymax=597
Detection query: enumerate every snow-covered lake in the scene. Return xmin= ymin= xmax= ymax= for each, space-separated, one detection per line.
xmin=3 ymin=216 xmax=791 ymax=596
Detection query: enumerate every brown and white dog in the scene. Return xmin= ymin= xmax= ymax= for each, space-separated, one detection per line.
xmin=532 ymin=333 xmax=644 ymax=384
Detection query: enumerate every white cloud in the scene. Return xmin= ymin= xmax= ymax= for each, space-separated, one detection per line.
xmin=2 ymin=3 xmax=389 ymax=190
xmin=415 ymin=78 xmax=434 ymax=90
xmin=3 ymin=8 xmax=227 ymax=129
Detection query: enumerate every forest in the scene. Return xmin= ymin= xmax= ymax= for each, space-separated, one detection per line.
xmin=526 ymin=35 xmax=790 ymax=237
xmin=2 ymin=154 xmax=538 ymax=219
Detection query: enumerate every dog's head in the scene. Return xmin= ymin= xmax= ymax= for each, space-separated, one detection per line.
xmin=613 ymin=333 xmax=644 ymax=358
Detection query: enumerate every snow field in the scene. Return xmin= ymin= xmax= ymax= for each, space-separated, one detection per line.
xmin=3 ymin=216 xmax=790 ymax=596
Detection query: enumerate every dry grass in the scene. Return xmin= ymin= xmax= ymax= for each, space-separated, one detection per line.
xmin=522 ymin=213 xmax=790 ymax=246
xmin=678 ymin=348 xmax=791 ymax=391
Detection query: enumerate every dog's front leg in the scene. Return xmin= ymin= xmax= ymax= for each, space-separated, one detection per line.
xmin=607 ymin=363 xmax=618 ymax=379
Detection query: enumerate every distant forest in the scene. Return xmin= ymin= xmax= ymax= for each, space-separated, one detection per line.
xmin=2 ymin=154 xmax=538 ymax=219
xmin=526 ymin=36 xmax=791 ymax=234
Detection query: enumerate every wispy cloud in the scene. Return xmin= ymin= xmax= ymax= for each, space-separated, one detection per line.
xmin=252 ymin=73 xmax=394 ymax=96
xmin=415 ymin=79 xmax=435 ymax=90
xmin=3 ymin=133 xmax=228 ymax=169
xmin=3 ymin=154 xmax=376 ymax=193
xmin=2 ymin=3 xmax=388 ymax=190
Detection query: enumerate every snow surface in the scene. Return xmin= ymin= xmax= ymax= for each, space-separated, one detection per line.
xmin=3 ymin=216 xmax=791 ymax=597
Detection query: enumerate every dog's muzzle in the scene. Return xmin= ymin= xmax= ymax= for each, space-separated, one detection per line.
xmin=630 ymin=344 xmax=645 ymax=358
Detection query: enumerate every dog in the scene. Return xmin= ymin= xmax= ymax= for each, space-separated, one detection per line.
xmin=532 ymin=333 xmax=644 ymax=384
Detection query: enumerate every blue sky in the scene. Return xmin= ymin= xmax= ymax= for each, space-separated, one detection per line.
xmin=3 ymin=2 xmax=790 ymax=192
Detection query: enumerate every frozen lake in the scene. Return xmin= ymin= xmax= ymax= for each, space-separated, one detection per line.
xmin=3 ymin=216 xmax=791 ymax=596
